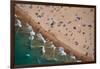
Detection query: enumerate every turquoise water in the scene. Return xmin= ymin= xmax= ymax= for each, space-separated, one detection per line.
xmin=14 ymin=26 xmax=75 ymax=66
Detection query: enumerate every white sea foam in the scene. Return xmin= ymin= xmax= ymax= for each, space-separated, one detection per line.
xmin=26 ymin=23 xmax=33 ymax=32
xmin=58 ymin=47 xmax=66 ymax=56
xmin=26 ymin=54 xmax=30 ymax=57
xmin=37 ymin=33 xmax=46 ymax=43
xmin=70 ymin=55 xmax=76 ymax=59
xmin=30 ymin=30 xmax=35 ymax=36
xmin=15 ymin=19 xmax=22 ymax=28
xmin=29 ymin=35 xmax=34 ymax=40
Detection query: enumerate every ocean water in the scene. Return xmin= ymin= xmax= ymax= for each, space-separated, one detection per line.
xmin=14 ymin=26 xmax=75 ymax=66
